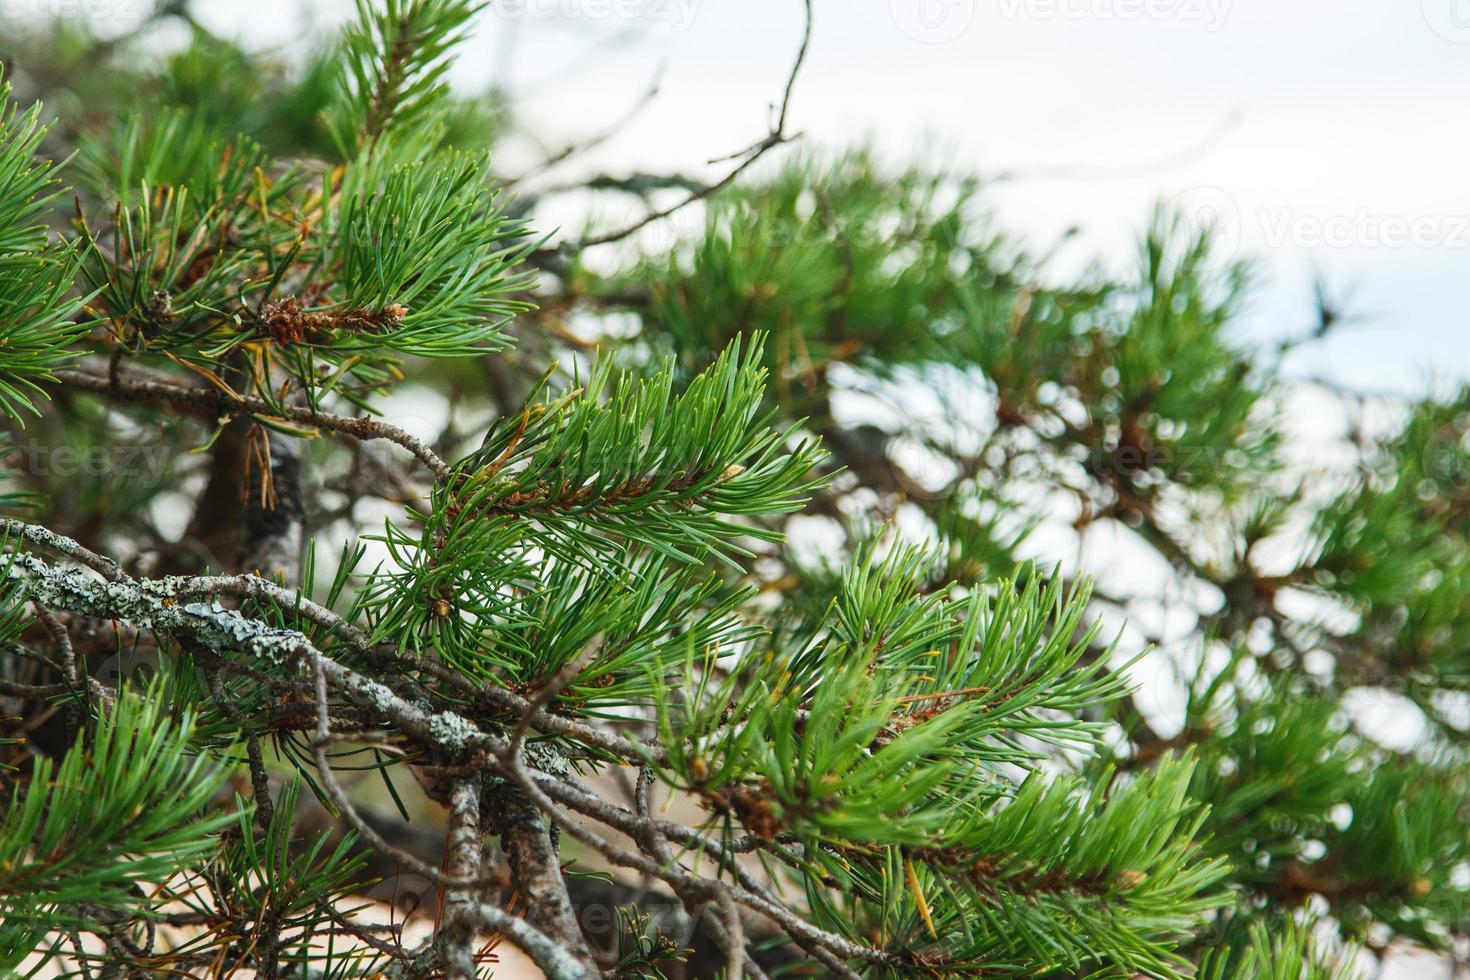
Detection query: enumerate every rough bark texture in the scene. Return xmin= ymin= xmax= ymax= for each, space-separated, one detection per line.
xmin=441 ymin=778 xmax=485 ymax=980
xmin=487 ymin=783 xmax=600 ymax=975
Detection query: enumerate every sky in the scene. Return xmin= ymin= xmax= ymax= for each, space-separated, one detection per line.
xmin=9 ymin=0 xmax=1467 ymax=390
xmin=126 ymin=0 xmax=1470 ymax=396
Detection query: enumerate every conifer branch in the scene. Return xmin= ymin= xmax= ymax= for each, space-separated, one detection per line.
xmin=54 ymin=365 xmax=453 ymax=480
xmin=1 ymin=4 xmax=1462 ymax=975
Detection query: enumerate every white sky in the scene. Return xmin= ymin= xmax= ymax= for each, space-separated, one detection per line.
xmin=39 ymin=0 xmax=1470 ymax=392
xmin=129 ymin=0 xmax=1470 ymax=396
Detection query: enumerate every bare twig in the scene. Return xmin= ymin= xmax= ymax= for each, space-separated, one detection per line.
xmin=0 ymin=519 xmax=124 ymax=581
xmin=475 ymin=902 xmax=596 ymax=980
xmin=55 ymin=367 xmax=453 ymax=482
xmin=558 ymin=0 xmax=813 ymax=253
xmin=507 ymin=64 xmax=667 ymax=188
xmin=302 ymin=636 xmax=502 ymax=891
xmin=488 ymin=783 xmax=600 ymax=975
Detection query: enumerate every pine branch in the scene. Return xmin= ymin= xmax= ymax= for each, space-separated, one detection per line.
xmin=0 ymin=78 xmax=90 ymax=422
xmin=55 ymin=364 xmax=452 ymax=480
xmin=0 ymin=687 xmax=236 ymax=968
xmin=325 ymin=0 xmax=486 ymax=154
xmin=5 ymin=6 xmax=1469 ymax=975
xmin=0 ymin=520 xmax=901 ymax=973
xmin=455 ymin=334 xmax=826 ymax=564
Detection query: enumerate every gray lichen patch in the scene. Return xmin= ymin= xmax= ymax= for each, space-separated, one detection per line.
xmin=5 ymin=552 xmax=496 ymax=755
xmin=357 ymin=679 xmax=399 ymax=713
xmin=428 ymin=711 xmax=477 ymax=751
xmin=7 ymin=553 xmax=315 ymax=668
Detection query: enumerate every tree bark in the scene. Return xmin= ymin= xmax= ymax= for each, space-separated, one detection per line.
xmin=487 ymin=783 xmax=600 ymax=975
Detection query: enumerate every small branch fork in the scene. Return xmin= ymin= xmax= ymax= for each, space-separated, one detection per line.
xmin=54 ymin=365 xmax=452 ymax=482
xmin=554 ymin=0 xmax=814 ymax=254
xmin=1 ymin=519 xmax=901 ymax=978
